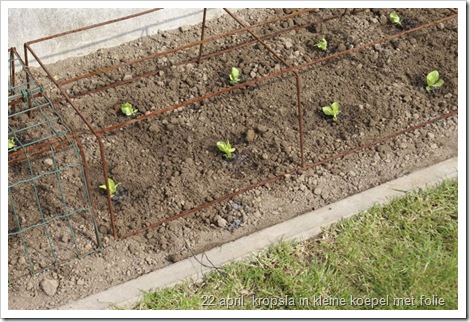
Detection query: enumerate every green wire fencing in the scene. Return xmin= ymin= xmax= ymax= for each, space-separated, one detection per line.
xmin=8 ymin=47 xmax=102 ymax=283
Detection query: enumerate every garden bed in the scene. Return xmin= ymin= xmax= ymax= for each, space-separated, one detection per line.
xmin=8 ymin=8 xmax=458 ymax=309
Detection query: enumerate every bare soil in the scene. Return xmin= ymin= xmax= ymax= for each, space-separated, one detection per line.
xmin=8 ymin=8 xmax=458 ymax=310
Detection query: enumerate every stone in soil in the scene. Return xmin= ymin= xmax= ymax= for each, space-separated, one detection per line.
xmin=40 ymin=279 xmax=59 ymax=297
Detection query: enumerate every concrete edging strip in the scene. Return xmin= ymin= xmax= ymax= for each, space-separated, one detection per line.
xmin=58 ymin=157 xmax=458 ymax=310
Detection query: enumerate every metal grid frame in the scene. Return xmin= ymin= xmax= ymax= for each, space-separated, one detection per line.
xmin=22 ymin=8 xmax=458 ymax=240
xmin=8 ymin=48 xmax=102 ymax=281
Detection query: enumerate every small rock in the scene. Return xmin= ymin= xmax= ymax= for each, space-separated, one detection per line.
xmin=145 ymin=256 xmax=153 ymax=265
xmin=376 ymin=144 xmax=392 ymax=155
xmin=76 ymin=279 xmax=85 ymax=286
xmin=437 ymin=23 xmax=445 ymax=30
xmin=217 ymin=217 xmax=227 ymax=228
xmin=168 ymin=254 xmax=182 ymax=263
xmin=122 ymin=74 xmax=132 ymax=81
xmin=60 ymin=233 xmax=70 ymax=243
xmin=347 ymin=35 xmax=358 ymax=45
xmin=427 ymin=132 xmax=435 ymax=140
xmin=284 ymin=41 xmax=293 ymax=49
xmin=337 ymin=43 xmax=347 ymax=52
xmin=257 ymin=125 xmax=269 ymax=133
xmin=159 ymin=236 xmax=168 ymax=246
xmin=43 ymin=158 xmax=54 ymax=166
xmin=98 ymin=224 xmax=109 ymax=235
xmin=246 ymin=129 xmax=256 ymax=142
xmin=313 ymin=188 xmax=322 ymax=195
xmin=379 ymin=15 xmax=388 ymax=25
xmin=179 ymin=25 xmax=191 ymax=32
xmin=430 ymin=143 xmax=438 ymax=149
xmin=403 ymin=95 xmax=412 ymax=103
xmin=128 ymin=244 xmax=138 ymax=254
xmin=26 ymin=281 xmax=34 ymax=291
xmin=148 ymin=124 xmax=160 ymax=133
xmin=17 ymin=256 xmax=26 ymax=265
xmin=40 ymin=278 xmax=59 ymax=296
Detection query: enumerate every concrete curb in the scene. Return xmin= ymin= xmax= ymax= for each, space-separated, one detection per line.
xmin=58 ymin=157 xmax=458 ymax=310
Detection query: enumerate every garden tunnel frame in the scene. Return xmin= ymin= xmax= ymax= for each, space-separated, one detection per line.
xmin=21 ymin=8 xmax=458 ymax=242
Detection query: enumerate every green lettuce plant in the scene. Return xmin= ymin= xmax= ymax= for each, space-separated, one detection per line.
xmin=426 ymin=70 xmax=444 ymax=91
xmin=217 ymin=140 xmax=236 ymax=158
xmin=8 ymin=137 xmax=16 ymax=150
xmin=389 ymin=12 xmax=403 ymax=27
xmin=229 ymin=67 xmax=240 ymax=85
xmin=315 ymin=38 xmax=328 ymax=51
xmin=121 ymin=102 xmax=138 ymax=116
xmin=100 ymin=178 xmax=120 ymax=198
xmin=322 ymin=101 xmax=341 ymax=122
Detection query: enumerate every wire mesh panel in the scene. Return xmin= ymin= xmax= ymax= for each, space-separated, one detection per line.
xmin=8 ymin=48 xmax=102 ymax=282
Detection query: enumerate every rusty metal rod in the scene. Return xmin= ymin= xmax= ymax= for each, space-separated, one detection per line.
xmin=55 ymin=8 xmax=317 ymax=86
xmin=26 ymin=9 xmax=163 ymax=46
xmin=197 ymin=8 xmax=207 ymax=64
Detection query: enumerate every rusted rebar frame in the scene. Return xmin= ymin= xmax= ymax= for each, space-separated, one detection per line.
xmin=119 ymin=10 xmax=458 ymax=239
xmin=24 ymin=9 xmax=458 ymax=240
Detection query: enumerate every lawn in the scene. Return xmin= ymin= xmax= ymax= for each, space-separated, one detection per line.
xmin=133 ymin=179 xmax=458 ymax=310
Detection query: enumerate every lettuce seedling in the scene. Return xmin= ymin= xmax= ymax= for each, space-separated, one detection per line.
xmin=100 ymin=178 xmax=120 ymax=198
xmin=389 ymin=12 xmax=403 ymax=27
xmin=426 ymin=70 xmax=444 ymax=91
xmin=322 ymin=101 xmax=341 ymax=122
xmin=217 ymin=140 xmax=236 ymax=158
xmin=8 ymin=137 xmax=15 ymax=150
xmin=315 ymin=38 xmax=328 ymax=51
xmin=229 ymin=67 xmax=240 ymax=85
xmin=121 ymin=102 xmax=138 ymax=116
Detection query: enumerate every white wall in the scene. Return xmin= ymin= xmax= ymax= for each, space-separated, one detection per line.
xmin=8 ymin=8 xmax=229 ymax=65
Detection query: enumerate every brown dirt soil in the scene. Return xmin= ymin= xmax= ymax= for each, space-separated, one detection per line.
xmin=8 ymin=8 xmax=458 ymax=309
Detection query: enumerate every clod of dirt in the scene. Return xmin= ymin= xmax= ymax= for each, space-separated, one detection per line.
xmin=246 ymin=129 xmax=256 ymax=142
xmin=214 ymin=215 xmax=227 ymax=228
xmin=39 ymin=279 xmax=59 ymax=297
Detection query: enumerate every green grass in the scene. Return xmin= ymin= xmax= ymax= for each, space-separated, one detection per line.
xmin=133 ymin=179 xmax=458 ymax=310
